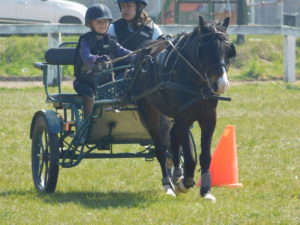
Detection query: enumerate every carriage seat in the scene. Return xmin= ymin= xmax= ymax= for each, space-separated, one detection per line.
xmin=45 ymin=47 xmax=76 ymax=65
xmin=41 ymin=47 xmax=83 ymax=105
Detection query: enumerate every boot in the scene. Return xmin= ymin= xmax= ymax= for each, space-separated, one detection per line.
xmin=82 ymin=95 xmax=94 ymax=118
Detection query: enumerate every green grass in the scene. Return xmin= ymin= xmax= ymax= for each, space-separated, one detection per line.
xmin=0 ymin=35 xmax=77 ymax=77
xmin=0 ymin=35 xmax=299 ymax=81
xmin=229 ymin=35 xmax=286 ymax=80
xmin=0 ymin=82 xmax=300 ymax=224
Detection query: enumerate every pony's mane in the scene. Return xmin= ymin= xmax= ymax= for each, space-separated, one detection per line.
xmin=190 ymin=19 xmax=229 ymax=44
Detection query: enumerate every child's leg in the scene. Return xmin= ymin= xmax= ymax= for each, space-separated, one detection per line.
xmin=73 ymin=79 xmax=95 ymax=118
xmin=82 ymin=95 xmax=94 ymax=118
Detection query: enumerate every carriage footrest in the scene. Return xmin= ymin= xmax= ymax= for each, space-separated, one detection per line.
xmin=61 ymin=152 xmax=155 ymax=160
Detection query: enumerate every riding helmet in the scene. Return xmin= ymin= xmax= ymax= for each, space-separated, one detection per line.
xmin=117 ymin=0 xmax=148 ymax=6
xmin=117 ymin=0 xmax=148 ymax=20
xmin=85 ymin=4 xmax=113 ymax=26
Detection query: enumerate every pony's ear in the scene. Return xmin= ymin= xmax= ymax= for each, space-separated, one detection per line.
xmin=222 ymin=17 xmax=230 ymax=30
xmin=198 ymin=15 xmax=205 ymax=31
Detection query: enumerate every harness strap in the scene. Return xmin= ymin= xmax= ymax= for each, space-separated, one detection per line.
xmin=167 ymin=40 xmax=208 ymax=81
xmin=131 ymin=81 xmax=231 ymax=102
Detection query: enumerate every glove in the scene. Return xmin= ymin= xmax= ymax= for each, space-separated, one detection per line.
xmin=96 ymin=55 xmax=110 ymax=63
xmin=157 ymin=34 xmax=173 ymax=41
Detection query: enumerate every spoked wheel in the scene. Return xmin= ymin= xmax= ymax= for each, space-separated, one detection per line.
xmin=166 ymin=151 xmax=176 ymax=178
xmin=31 ymin=116 xmax=59 ymax=193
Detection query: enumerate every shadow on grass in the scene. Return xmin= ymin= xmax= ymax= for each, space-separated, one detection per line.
xmin=46 ymin=191 xmax=159 ymax=208
xmin=0 ymin=190 xmax=159 ymax=209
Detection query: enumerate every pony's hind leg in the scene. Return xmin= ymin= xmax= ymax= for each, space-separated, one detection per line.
xmin=171 ymin=120 xmax=196 ymax=193
xmin=138 ymin=100 xmax=176 ymax=197
xmin=170 ymin=124 xmax=184 ymax=185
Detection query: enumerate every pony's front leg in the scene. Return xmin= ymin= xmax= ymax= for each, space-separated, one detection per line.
xmin=198 ymin=115 xmax=217 ymax=203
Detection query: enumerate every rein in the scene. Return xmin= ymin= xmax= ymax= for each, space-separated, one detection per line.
xmin=167 ymin=39 xmax=207 ymax=81
xmin=165 ymin=31 xmax=228 ymax=84
xmin=108 ymin=39 xmax=170 ymax=64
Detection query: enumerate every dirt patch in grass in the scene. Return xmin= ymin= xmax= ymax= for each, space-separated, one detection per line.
xmin=0 ymin=76 xmax=73 ymax=88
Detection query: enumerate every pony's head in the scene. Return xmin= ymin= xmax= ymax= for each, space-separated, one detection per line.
xmin=189 ymin=16 xmax=236 ymax=94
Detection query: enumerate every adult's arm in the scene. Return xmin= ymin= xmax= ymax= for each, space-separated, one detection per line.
xmin=152 ymin=23 xmax=163 ymax=40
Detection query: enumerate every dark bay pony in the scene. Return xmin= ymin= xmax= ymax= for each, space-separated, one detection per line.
xmin=130 ymin=16 xmax=236 ymax=200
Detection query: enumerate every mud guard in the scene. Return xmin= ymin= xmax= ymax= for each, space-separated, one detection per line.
xmin=30 ymin=110 xmax=61 ymax=139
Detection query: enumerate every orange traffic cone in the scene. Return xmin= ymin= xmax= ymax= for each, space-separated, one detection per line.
xmin=197 ymin=125 xmax=242 ymax=187
xmin=210 ymin=125 xmax=242 ymax=187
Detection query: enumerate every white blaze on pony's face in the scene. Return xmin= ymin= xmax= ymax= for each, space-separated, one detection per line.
xmin=196 ymin=16 xmax=235 ymax=95
xmin=215 ymin=67 xmax=229 ymax=94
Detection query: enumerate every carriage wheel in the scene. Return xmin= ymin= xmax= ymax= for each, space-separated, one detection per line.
xmin=31 ymin=116 xmax=59 ymax=193
xmin=166 ymin=131 xmax=197 ymax=179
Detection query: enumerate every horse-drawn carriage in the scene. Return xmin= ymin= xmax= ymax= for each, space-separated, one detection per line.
xmin=30 ymin=41 xmax=186 ymax=193
xmin=30 ymin=16 xmax=235 ymax=200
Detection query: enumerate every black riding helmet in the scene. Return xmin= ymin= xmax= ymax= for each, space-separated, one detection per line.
xmin=85 ymin=4 xmax=113 ymax=27
xmin=117 ymin=0 xmax=148 ymax=20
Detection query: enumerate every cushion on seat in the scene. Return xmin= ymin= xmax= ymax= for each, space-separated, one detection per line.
xmin=47 ymin=94 xmax=83 ymax=104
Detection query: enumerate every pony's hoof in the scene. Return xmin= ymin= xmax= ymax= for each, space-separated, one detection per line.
xmin=203 ymin=193 xmax=216 ymax=203
xmin=163 ymin=185 xmax=176 ymax=197
xmin=176 ymin=181 xmax=189 ymax=193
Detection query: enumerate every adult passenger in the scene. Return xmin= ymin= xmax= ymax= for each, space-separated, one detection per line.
xmin=107 ymin=0 xmax=162 ymax=51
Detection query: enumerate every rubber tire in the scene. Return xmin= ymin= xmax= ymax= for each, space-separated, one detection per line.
xmin=31 ymin=116 xmax=59 ymax=193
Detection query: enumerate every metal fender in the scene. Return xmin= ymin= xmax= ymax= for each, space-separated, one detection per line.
xmin=30 ymin=110 xmax=62 ymax=139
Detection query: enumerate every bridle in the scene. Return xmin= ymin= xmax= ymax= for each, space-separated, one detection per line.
xmin=167 ymin=30 xmax=229 ymax=87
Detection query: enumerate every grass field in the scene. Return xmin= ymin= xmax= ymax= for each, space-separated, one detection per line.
xmin=0 ymin=35 xmax=299 ymax=81
xmin=0 ymin=82 xmax=299 ymax=225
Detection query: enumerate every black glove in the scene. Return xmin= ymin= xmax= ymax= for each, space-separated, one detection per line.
xmin=96 ymin=55 xmax=110 ymax=63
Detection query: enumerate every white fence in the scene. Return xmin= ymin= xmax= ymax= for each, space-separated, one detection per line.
xmin=0 ymin=24 xmax=299 ymax=82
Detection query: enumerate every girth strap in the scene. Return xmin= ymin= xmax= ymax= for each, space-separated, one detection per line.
xmin=131 ymin=81 xmax=231 ymax=105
